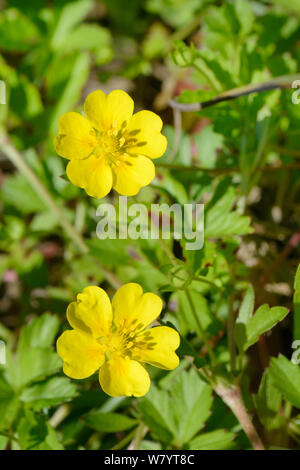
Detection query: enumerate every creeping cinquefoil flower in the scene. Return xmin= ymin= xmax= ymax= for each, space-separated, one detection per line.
xmin=54 ymin=90 xmax=167 ymax=198
xmin=57 ymin=283 xmax=180 ymax=397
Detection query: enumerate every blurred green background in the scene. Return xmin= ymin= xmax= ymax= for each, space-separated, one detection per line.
xmin=1 ymin=0 xmax=300 ymax=451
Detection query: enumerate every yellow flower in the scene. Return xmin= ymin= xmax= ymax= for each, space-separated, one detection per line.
xmin=57 ymin=283 xmax=180 ymax=397
xmin=54 ymin=90 xmax=167 ymax=198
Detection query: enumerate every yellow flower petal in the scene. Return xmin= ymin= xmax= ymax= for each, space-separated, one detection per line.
xmin=99 ymin=355 xmax=150 ymax=397
xmin=126 ymin=110 xmax=167 ymax=159
xmin=112 ymin=283 xmax=163 ymax=331
xmin=84 ymin=89 xmax=134 ymax=131
xmin=54 ymin=112 xmax=97 ymax=160
xmin=66 ymin=155 xmax=113 ymax=198
xmin=67 ymin=286 xmax=112 ymax=338
xmin=133 ymin=326 xmax=180 ymax=370
xmin=57 ymin=330 xmax=105 ymax=379
xmin=112 ymin=154 xmax=155 ymax=196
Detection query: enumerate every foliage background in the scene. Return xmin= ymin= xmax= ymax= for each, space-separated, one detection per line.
xmin=0 ymin=0 xmax=300 ymax=450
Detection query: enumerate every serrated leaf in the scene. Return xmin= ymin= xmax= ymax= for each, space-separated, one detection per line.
xmin=188 ymin=429 xmax=235 ymax=450
xmin=254 ymin=370 xmax=284 ymax=430
xmin=17 ymin=348 xmax=61 ymax=389
xmin=205 ymin=180 xmax=253 ymax=238
xmin=172 ymin=369 xmax=212 ymax=444
xmin=20 ymin=377 xmax=77 ymax=409
xmin=83 ymin=411 xmax=137 ymax=432
xmin=177 ymin=290 xmax=221 ymax=337
xmin=17 ymin=409 xmax=64 ymax=450
xmin=18 ymin=313 xmax=60 ymax=356
xmin=139 ymin=369 xmax=212 ymax=446
xmin=138 ymin=387 xmax=175 ymax=444
xmin=269 ymin=355 xmax=300 ymax=409
xmin=0 ymin=375 xmax=19 ymax=431
xmin=244 ymin=305 xmax=289 ymax=351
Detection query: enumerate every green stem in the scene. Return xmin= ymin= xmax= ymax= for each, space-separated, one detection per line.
xmin=111 ymin=428 xmax=138 ymax=450
xmin=169 ymin=73 xmax=300 ymax=112
xmin=157 ymin=238 xmax=177 ymax=266
xmin=192 ymin=276 xmax=220 ymax=290
xmin=128 ymin=423 xmax=148 ymax=450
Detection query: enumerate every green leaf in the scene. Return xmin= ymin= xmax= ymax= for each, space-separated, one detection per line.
xmin=244 ymin=305 xmax=289 ymax=351
xmin=193 ymin=125 xmax=224 ymax=169
xmin=63 ymin=24 xmax=112 ymax=64
xmin=0 ymin=436 xmax=8 ymax=450
xmin=237 ymin=285 xmax=255 ymax=324
xmin=20 ymin=377 xmax=77 ymax=409
xmin=17 ymin=409 xmax=64 ymax=450
xmin=205 ymin=180 xmax=253 ymax=238
xmin=17 ymin=348 xmax=61 ymax=389
xmin=18 ymin=313 xmax=60 ymax=356
xmin=188 ymin=429 xmax=235 ymax=450
xmin=171 ymin=369 xmax=212 ymax=444
xmin=235 ymin=285 xmax=255 ymax=351
xmin=269 ymin=355 xmax=300 ymax=409
xmin=254 ymin=371 xmax=284 ymax=430
xmin=0 ymin=375 xmax=19 ymax=431
xmin=10 ymin=76 xmax=43 ymax=119
xmin=0 ymin=8 xmax=40 ymax=52
xmin=177 ymin=290 xmax=221 ymax=337
xmin=83 ymin=411 xmax=137 ymax=432
xmin=49 ymin=52 xmax=90 ymax=139
xmin=152 ymin=171 xmax=189 ymax=204
xmin=50 ymin=0 xmax=93 ymax=49
xmin=139 ymin=369 xmax=212 ymax=446
xmin=293 ymin=263 xmax=300 ymax=339
xmin=162 ymin=126 xmax=192 ymax=166
xmin=2 ymin=173 xmax=47 ymax=214
xmin=138 ymin=387 xmax=175 ymax=444
xmin=234 ymin=0 xmax=255 ymax=37
xmin=270 ymin=0 xmax=300 ymax=16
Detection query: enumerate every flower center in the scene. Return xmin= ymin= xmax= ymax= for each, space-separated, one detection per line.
xmin=97 ymin=319 xmax=155 ymax=360
xmin=98 ymin=329 xmax=134 ymax=359
xmin=91 ymin=123 xmax=146 ymax=166
xmin=93 ymin=128 xmax=126 ymax=165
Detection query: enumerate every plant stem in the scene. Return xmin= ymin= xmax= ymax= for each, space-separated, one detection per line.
xmin=214 ymin=383 xmax=265 ymax=450
xmin=169 ymin=73 xmax=300 ymax=112
xmin=128 ymin=423 xmax=148 ymax=450
xmin=111 ymin=428 xmax=137 ymax=450
xmin=0 ymin=134 xmax=121 ymax=289
xmin=192 ymin=275 xmax=220 ymax=290
xmin=157 ymin=237 xmax=177 ymax=266
xmin=49 ymin=404 xmax=70 ymax=428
